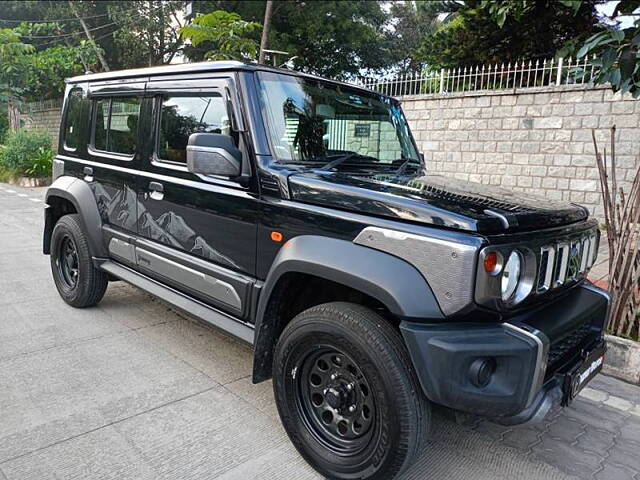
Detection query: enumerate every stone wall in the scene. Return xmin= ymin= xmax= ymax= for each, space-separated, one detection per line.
xmin=21 ymin=99 xmax=63 ymax=145
xmin=402 ymin=85 xmax=640 ymax=218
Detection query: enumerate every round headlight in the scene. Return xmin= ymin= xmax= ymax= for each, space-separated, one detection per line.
xmin=501 ymin=251 xmax=522 ymax=301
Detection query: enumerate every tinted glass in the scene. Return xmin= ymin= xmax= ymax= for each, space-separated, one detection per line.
xmin=158 ymin=94 xmax=228 ymax=163
xmin=94 ymin=99 xmax=108 ymax=151
xmin=258 ymin=72 xmax=419 ymax=166
xmin=109 ymin=98 xmax=139 ymax=154
xmin=92 ymin=96 xmax=140 ymax=155
xmin=63 ymin=88 xmax=84 ymax=150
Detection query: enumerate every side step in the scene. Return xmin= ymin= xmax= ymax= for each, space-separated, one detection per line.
xmin=100 ymin=261 xmax=255 ymax=345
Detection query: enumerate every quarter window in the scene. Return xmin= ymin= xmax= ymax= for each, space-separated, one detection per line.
xmin=63 ymin=88 xmax=84 ymax=151
xmin=157 ymin=94 xmax=229 ymax=163
xmin=92 ymin=96 xmax=140 ymax=156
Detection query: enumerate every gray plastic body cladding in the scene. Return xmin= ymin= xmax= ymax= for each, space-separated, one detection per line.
xmin=354 ymin=227 xmax=479 ymax=316
xmin=399 ymin=320 xmax=542 ymax=417
xmin=135 ymin=247 xmax=242 ymax=310
xmin=257 ymin=235 xmax=444 ymax=322
xmin=252 ymin=235 xmax=443 ymax=383
xmin=108 ymin=237 xmax=136 ymax=265
xmin=45 ymin=176 xmax=107 ymax=257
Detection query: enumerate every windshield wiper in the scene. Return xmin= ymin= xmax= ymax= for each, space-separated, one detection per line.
xmin=319 ymin=153 xmax=379 ymax=171
xmin=393 ymin=157 xmax=422 ymax=176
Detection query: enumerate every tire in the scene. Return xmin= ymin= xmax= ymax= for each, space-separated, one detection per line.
xmin=273 ymin=302 xmax=430 ymax=480
xmin=50 ymin=214 xmax=108 ymax=308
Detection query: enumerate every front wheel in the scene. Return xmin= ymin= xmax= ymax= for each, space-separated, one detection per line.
xmin=50 ymin=214 xmax=108 ymax=308
xmin=273 ymin=302 xmax=430 ymax=480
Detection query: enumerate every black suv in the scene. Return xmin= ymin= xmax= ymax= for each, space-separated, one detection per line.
xmin=43 ymin=61 xmax=609 ymax=479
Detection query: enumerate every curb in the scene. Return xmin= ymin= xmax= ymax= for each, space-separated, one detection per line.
xmin=14 ymin=176 xmax=51 ymax=188
xmin=604 ymin=334 xmax=640 ymax=385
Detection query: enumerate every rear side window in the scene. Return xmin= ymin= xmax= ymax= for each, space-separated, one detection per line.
xmin=157 ymin=94 xmax=228 ymax=163
xmin=63 ymin=88 xmax=84 ymax=151
xmin=92 ymin=96 xmax=141 ymax=156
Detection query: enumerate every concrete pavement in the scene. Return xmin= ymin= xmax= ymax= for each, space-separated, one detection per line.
xmin=0 ymin=182 xmax=639 ymax=480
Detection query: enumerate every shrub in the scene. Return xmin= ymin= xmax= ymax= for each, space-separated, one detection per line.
xmin=0 ymin=129 xmax=54 ymax=175
xmin=24 ymin=147 xmax=54 ymax=177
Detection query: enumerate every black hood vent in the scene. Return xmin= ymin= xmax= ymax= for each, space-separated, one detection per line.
xmin=405 ymin=180 xmax=536 ymax=213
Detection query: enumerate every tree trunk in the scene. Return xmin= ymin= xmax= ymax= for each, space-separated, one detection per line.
xmin=68 ymin=0 xmax=110 ymax=71
xmin=8 ymin=98 xmax=20 ymax=131
xmin=259 ymin=0 xmax=274 ymax=64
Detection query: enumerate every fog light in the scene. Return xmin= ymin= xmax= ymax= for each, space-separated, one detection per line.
xmin=469 ymin=358 xmax=496 ymax=388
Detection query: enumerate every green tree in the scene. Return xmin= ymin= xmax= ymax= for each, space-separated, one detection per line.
xmin=0 ymin=28 xmax=34 ymax=129
xmin=0 ymin=1 xmax=188 ymax=69
xmin=574 ymin=0 xmax=640 ymax=97
xmin=106 ymin=1 xmax=187 ymax=67
xmin=180 ymin=11 xmax=261 ymax=61
xmin=21 ymin=42 xmax=98 ymax=99
xmin=188 ymin=1 xmax=391 ymax=79
xmin=386 ymin=1 xmax=445 ymax=73
xmin=484 ymin=0 xmax=639 ymax=97
xmin=415 ymin=0 xmax=603 ymax=70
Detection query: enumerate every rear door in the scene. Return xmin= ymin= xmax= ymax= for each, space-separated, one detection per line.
xmin=134 ymin=77 xmax=258 ymax=319
xmin=58 ymin=82 xmax=144 ymax=264
xmin=87 ymin=92 xmax=143 ymax=238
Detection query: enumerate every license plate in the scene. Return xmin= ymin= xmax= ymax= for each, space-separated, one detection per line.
xmin=563 ymin=343 xmax=606 ymax=405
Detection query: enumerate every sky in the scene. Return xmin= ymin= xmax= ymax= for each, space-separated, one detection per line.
xmin=597 ymin=1 xmax=639 ymax=28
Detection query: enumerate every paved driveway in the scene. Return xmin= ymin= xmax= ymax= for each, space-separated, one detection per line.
xmin=0 ymin=182 xmax=639 ymax=480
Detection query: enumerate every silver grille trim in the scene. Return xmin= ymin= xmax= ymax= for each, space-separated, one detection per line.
xmin=539 ymin=232 xmax=598 ymax=293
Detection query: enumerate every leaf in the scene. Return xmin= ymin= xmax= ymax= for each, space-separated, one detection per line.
xmin=611 ymin=29 xmax=626 ymax=42
xmin=496 ymin=10 xmax=507 ymax=28
xmin=559 ymin=0 xmax=582 ymax=14
xmin=577 ymin=43 xmax=591 ymax=58
xmin=602 ymin=47 xmax=618 ymax=69
xmin=610 ymin=67 xmax=622 ymax=87
xmin=619 ymin=46 xmax=637 ymax=80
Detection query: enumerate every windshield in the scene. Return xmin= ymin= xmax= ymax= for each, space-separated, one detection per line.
xmin=258 ymin=72 xmax=420 ymax=169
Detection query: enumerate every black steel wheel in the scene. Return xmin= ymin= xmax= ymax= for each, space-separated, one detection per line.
xmin=50 ymin=214 xmax=108 ymax=308
xmin=56 ymin=234 xmax=80 ymax=290
xmin=296 ymin=348 xmax=376 ymax=455
xmin=273 ymin=302 xmax=430 ymax=480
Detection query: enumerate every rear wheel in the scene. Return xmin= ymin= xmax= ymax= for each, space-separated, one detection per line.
xmin=50 ymin=214 xmax=108 ymax=307
xmin=273 ymin=302 xmax=430 ymax=479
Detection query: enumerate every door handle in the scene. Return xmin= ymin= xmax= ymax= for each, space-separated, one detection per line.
xmin=148 ymin=181 xmax=164 ymax=201
xmin=83 ymin=166 xmax=93 ymax=182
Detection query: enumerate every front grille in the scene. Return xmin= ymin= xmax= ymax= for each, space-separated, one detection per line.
xmin=547 ymin=323 xmax=593 ymax=367
xmin=536 ymin=231 xmax=598 ymax=293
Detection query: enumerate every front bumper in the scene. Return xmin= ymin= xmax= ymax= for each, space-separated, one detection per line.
xmin=400 ymin=282 xmax=609 ymax=423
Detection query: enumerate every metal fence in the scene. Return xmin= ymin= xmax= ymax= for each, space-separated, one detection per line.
xmin=356 ymin=57 xmax=598 ymax=97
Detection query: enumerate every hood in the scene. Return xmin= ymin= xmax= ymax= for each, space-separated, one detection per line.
xmin=287 ymin=172 xmax=588 ymax=234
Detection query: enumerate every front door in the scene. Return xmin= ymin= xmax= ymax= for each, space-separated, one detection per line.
xmin=134 ymin=78 xmax=258 ymax=319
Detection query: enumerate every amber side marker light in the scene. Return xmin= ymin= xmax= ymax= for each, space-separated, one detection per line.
xmin=271 ymin=231 xmax=283 ymax=242
xmin=484 ymin=251 xmax=499 ymax=274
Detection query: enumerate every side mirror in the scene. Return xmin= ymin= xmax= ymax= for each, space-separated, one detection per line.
xmin=186 ymin=133 xmax=242 ymax=177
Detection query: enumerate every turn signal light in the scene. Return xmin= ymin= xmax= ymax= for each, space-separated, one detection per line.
xmin=270 ymin=231 xmax=283 ymax=242
xmin=484 ymin=251 xmax=498 ymax=273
